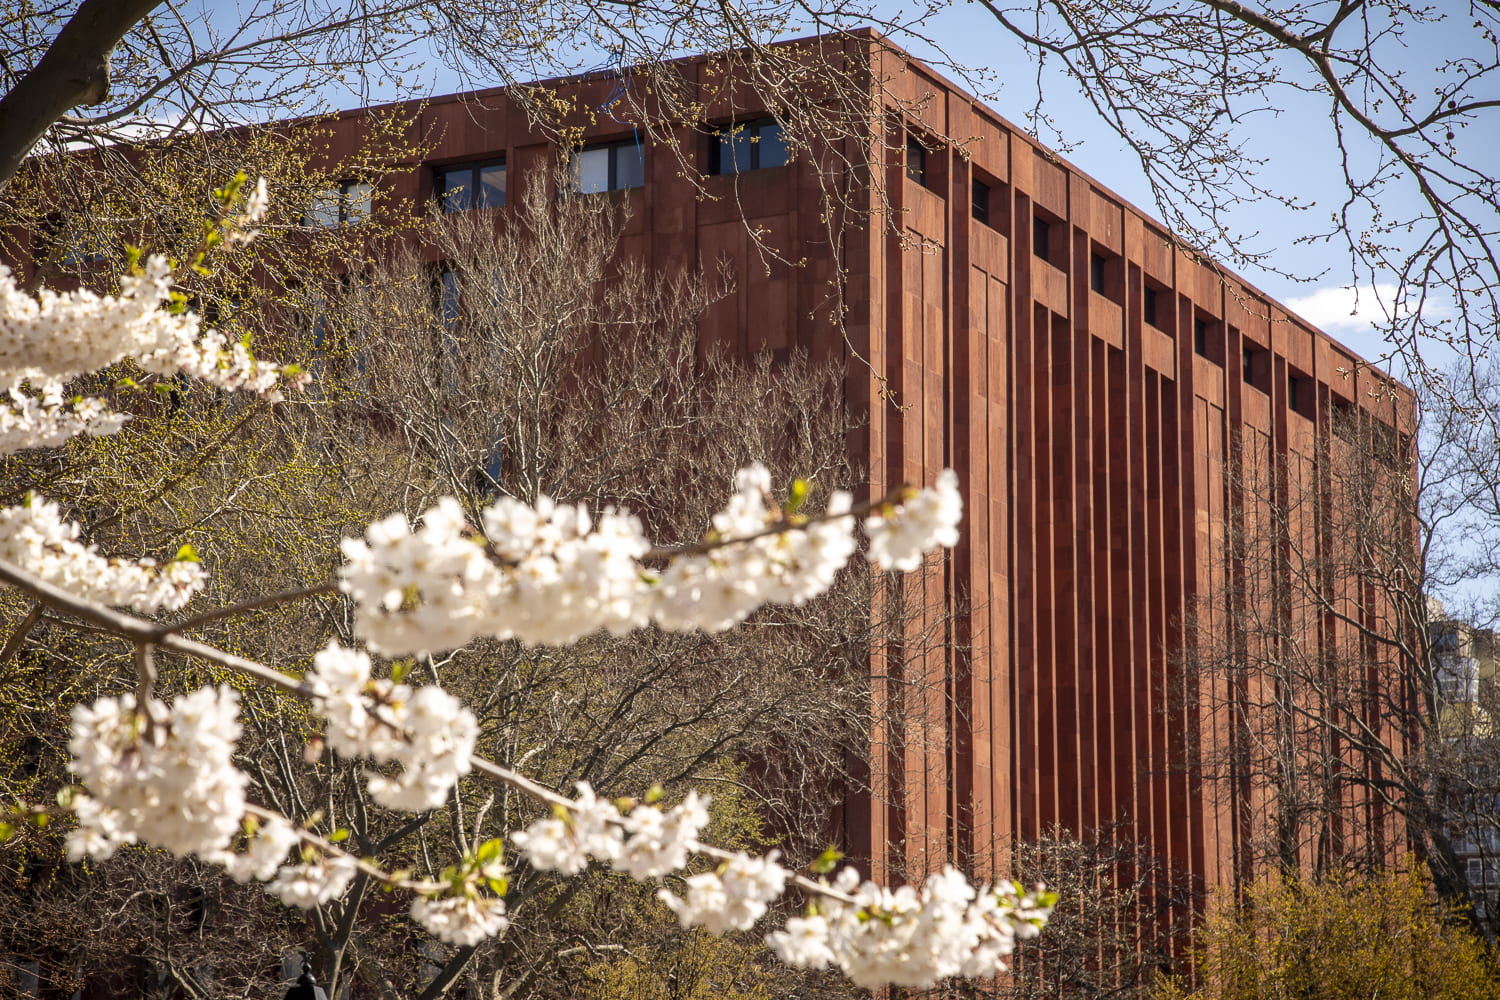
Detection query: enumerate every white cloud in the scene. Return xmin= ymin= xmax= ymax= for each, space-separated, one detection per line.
xmin=1284 ymin=283 xmax=1401 ymax=331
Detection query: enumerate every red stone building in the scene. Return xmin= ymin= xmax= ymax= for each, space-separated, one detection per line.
xmin=302 ymin=30 xmax=1416 ymax=901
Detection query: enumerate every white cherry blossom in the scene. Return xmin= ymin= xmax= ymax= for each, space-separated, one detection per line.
xmin=0 ymin=495 xmax=207 ymax=612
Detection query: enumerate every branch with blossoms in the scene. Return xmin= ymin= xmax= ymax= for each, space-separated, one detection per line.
xmin=0 ymin=178 xmax=1055 ymax=990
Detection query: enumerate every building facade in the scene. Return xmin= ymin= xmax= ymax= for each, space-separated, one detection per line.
xmin=302 ymin=30 xmax=1415 ymax=901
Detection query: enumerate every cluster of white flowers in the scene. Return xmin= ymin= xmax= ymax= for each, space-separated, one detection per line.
xmin=265 ymin=854 xmax=359 ymax=909
xmin=340 ymin=464 xmax=960 ymax=656
xmin=0 ymin=494 xmax=207 ymax=612
xmin=510 ymin=783 xmax=711 ymax=883
xmin=212 ymin=815 xmax=302 ymax=884
xmin=864 ymin=468 xmax=963 ymax=572
xmin=66 ymin=685 xmax=247 ymax=862
xmin=0 ymin=244 xmax=300 ymax=455
xmin=0 ymin=385 xmax=129 ymax=454
xmin=659 ymin=850 xmax=789 ymax=934
xmin=228 ymin=177 xmax=270 ymax=244
xmin=508 ymin=783 xmax=626 ymax=874
xmin=307 ymin=641 xmax=478 ymax=811
xmin=765 ymin=865 xmax=1055 ymax=988
xmin=652 ymin=464 xmax=859 ymax=631
xmin=411 ymin=894 xmax=511 ymax=946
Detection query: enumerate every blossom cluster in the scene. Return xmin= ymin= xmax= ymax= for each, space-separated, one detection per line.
xmin=307 ymin=640 xmax=478 ymax=811
xmin=510 ymin=782 xmax=711 ymax=882
xmin=411 ymin=893 xmax=510 ymax=946
xmin=66 ymin=685 xmax=247 ymax=862
xmin=659 ymin=850 xmax=789 ymax=934
xmin=0 ymin=495 xmax=206 ymax=612
xmin=0 ymin=237 xmax=300 ymax=455
xmin=0 ymin=385 xmax=128 ymax=455
xmin=340 ymin=463 xmax=962 ymax=656
xmin=766 ymin=865 xmax=1056 ymax=988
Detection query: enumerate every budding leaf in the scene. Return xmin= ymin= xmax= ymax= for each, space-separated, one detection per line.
xmin=810 ymin=844 xmax=844 ymax=875
xmin=328 ymin=828 xmax=350 ymax=843
xmin=55 ymin=785 xmax=80 ymax=809
xmin=475 ymin=838 xmax=505 ymax=865
xmin=786 ymin=478 xmax=812 ymax=514
xmin=0 ymin=823 xmax=12 ymax=842
xmin=174 ymin=544 xmax=200 ymax=563
xmin=488 ymin=876 xmax=509 ymax=896
xmin=390 ymin=659 xmax=414 ymax=684
xmin=644 ymin=783 xmax=666 ymax=805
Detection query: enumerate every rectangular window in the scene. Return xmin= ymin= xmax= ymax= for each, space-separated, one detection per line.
xmin=435 ymin=161 xmax=506 ymax=212
xmin=972 ymin=179 xmax=990 ymax=226
xmin=1194 ymin=317 xmax=1208 ymax=356
xmin=1090 ymin=253 xmax=1106 ymax=294
xmin=303 ymin=178 xmax=373 ymax=227
xmin=906 ymin=136 xmax=926 ymax=186
xmin=1143 ymin=286 xmax=1160 ymax=328
xmin=1242 ymin=343 xmax=1271 ymax=393
xmin=1288 ymin=370 xmax=1316 ymax=419
xmin=1033 ymin=216 xmax=1050 ymax=262
xmin=572 ymin=141 xmax=645 ymax=193
xmin=709 ymin=119 xmax=788 ymax=174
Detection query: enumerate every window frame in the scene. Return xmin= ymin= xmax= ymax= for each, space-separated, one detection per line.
xmin=1143 ymin=285 xmax=1161 ymax=328
xmin=304 ymin=177 xmax=373 ymax=227
xmin=708 ymin=118 xmax=788 ymax=174
xmin=434 ymin=160 xmax=507 ymax=213
xmin=905 ymin=135 xmax=927 ymax=186
xmin=571 ymin=140 xmax=646 ymax=194
xmin=971 ymin=178 xmax=991 ymax=226
xmin=1032 ymin=215 xmax=1051 ymax=262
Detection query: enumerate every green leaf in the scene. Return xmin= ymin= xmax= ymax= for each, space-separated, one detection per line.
xmin=475 ymin=837 xmax=505 ymax=865
xmin=644 ymin=783 xmax=666 ymax=805
xmin=390 ymin=659 xmax=414 ymax=684
xmin=810 ymin=844 xmax=844 ymax=875
xmin=786 ymin=477 xmax=812 ymax=514
xmin=0 ymin=823 xmax=13 ymax=842
xmin=32 ymin=814 xmax=48 ymax=829
xmin=328 ymin=828 xmax=350 ymax=843
xmin=488 ymin=876 xmax=509 ymax=896
xmin=173 ymin=544 xmax=200 ymax=563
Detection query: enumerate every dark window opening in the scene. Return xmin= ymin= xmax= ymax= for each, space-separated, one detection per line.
xmin=435 ymin=161 xmax=505 ymax=212
xmin=1242 ymin=343 xmax=1271 ymax=394
xmin=1033 ymin=216 xmax=1051 ymax=262
xmin=1143 ymin=286 xmax=1160 ymax=328
xmin=1194 ymin=317 xmax=1208 ymax=356
xmin=972 ymin=179 xmax=990 ymax=225
xmin=906 ymin=136 xmax=927 ymax=186
xmin=1332 ymin=395 xmax=1358 ymax=443
xmin=1090 ymin=253 xmax=1106 ymax=294
xmin=572 ymin=141 xmax=645 ymax=193
xmin=709 ymin=119 xmax=788 ymax=174
xmin=1288 ymin=370 xmax=1315 ymax=419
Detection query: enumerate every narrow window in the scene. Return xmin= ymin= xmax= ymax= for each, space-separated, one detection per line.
xmin=1194 ymin=317 xmax=1208 ymax=356
xmin=709 ymin=119 xmax=787 ymax=174
xmin=906 ymin=136 xmax=926 ymax=185
xmin=572 ymin=141 xmax=646 ymax=193
xmin=1242 ymin=345 xmax=1255 ymax=383
xmin=435 ymin=161 xmax=505 ymax=212
xmin=972 ymin=179 xmax=990 ymax=225
xmin=1090 ymin=253 xmax=1106 ymax=294
xmin=1143 ymin=286 xmax=1159 ymax=328
xmin=1287 ymin=370 xmax=1316 ymax=418
xmin=1033 ymin=216 xmax=1050 ymax=262
xmin=304 ymin=178 xmax=373 ymax=227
